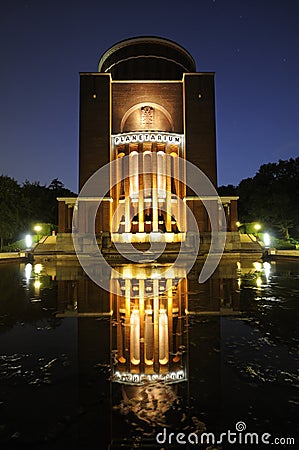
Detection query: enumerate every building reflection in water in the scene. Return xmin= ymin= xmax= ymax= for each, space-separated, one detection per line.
xmin=110 ymin=265 xmax=188 ymax=385
xmin=51 ymin=259 xmax=258 ymax=448
xmin=107 ymin=265 xmax=189 ymax=446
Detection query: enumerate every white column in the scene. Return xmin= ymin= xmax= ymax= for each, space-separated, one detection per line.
xmin=143 ymin=151 xmax=151 ymax=199
xmin=152 ymin=152 xmax=158 ymax=232
xmin=130 ymin=309 xmax=140 ymax=365
xmin=129 ymin=151 xmax=139 ymax=199
xmin=157 ymin=151 xmax=166 ymax=199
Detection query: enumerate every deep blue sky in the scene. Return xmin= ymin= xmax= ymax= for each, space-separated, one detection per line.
xmin=0 ymin=0 xmax=298 ymax=193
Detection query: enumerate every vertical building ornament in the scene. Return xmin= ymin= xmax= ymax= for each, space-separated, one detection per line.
xmin=141 ymin=105 xmax=154 ymax=127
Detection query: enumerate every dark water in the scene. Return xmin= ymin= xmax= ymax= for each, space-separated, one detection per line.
xmin=0 ymin=258 xmax=298 ymax=449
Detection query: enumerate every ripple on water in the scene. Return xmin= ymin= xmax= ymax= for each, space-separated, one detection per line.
xmin=0 ymin=353 xmax=71 ymax=386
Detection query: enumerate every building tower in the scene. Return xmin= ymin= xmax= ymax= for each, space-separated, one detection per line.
xmin=57 ymin=36 xmax=239 ymax=252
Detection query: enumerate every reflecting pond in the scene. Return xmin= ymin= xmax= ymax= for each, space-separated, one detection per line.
xmin=0 ymin=257 xmax=298 ymax=449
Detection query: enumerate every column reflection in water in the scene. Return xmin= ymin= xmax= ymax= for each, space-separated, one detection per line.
xmin=111 ymin=264 xmax=188 ymax=384
xmin=110 ymin=263 xmax=189 ymax=448
xmin=53 ymin=260 xmax=244 ymax=448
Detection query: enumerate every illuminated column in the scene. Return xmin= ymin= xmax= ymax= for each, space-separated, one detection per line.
xmin=125 ymin=279 xmax=131 ymax=317
xmin=110 ymin=151 xmax=117 ymax=233
xmin=139 ymin=279 xmax=145 ymax=369
xmin=138 ymin=153 xmax=144 ymax=232
xmin=143 ymin=151 xmax=151 ymax=199
xmin=153 ymin=279 xmax=159 ymax=370
xmin=157 ymin=151 xmax=166 ymax=199
xmin=117 ymin=304 xmax=126 ymax=364
xmin=177 ymin=280 xmax=183 ymax=348
xmin=115 ymin=155 xmax=123 ymax=232
xmin=166 ymin=152 xmax=172 ymax=232
xmin=173 ymin=154 xmax=181 ymax=231
xmin=144 ymin=302 xmax=154 ymax=366
xmin=130 ymin=308 xmax=140 ymax=365
xmin=152 ymin=151 xmax=158 ymax=232
xmin=125 ymin=278 xmax=131 ymax=369
xmin=181 ymin=149 xmax=187 ymax=232
xmin=123 ymin=156 xmax=131 ymax=232
xmin=166 ymin=279 xmax=173 ymax=357
xmin=111 ymin=278 xmax=126 ymax=365
xmin=159 ymin=306 xmax=169 ymax=365
xmin=129 ymin=151 xmax=139 ymax=199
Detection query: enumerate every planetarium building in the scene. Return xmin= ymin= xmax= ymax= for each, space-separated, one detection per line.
xmin=57 ymin=36 xmax=239 ymax=255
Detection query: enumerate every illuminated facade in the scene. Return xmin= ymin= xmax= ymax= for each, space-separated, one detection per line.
xmin=110 ymin=265 xmax=188 ymax=384
xmin=52 ymin=259 xmax=242 ymax=447
xmin=57 ymin=36 xmax=239 ymax=253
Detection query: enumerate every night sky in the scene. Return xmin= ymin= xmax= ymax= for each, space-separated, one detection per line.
xmin=1 ymin=0 xmax=298 ymax=193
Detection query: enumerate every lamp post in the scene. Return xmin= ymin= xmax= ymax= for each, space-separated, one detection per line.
xmin=34 ymin=225 xmax=42 ymax=244
xmin=254 ymin=223 xmax=261 ymax=239
xmin=263 ymin=232 xmax=271 ymax=247
xmin=25 ymin=234 xmax=32 ymax=249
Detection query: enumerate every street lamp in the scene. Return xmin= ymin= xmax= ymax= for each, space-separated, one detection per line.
xmin=253 ymin=223 xmax=261 ymax=240
xmin=34 ymin=225 xmax=42 ymax=243
xmin=25 ymin=234 xmax=32 ymax=249
xmin=263 ymin=232 xmax=271 ymax=247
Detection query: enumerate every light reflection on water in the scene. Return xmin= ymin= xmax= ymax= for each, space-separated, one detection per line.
xmin=0 ymin=258 xmax=298 ymax=449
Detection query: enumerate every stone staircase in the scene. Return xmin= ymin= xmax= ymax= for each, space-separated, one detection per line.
xmin=240 ymin=233 xmax=264 ymax=253
xmin=33 ymin=235 xmax=57 ymax=254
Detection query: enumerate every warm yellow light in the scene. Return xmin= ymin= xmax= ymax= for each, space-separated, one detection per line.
xmin=25 ymin=234 xmax=32 ymax=248
xmin=25 ymin=263 xmax=32 ymax=282
xmin=159 ymin=308 xmax=169 ymax=365
xmin=165 ymin=232 xmax=174 ymax=243
xmin=122 ymin=266 xmax=133 ymax=279
xmin=34 ymin=280 xmax=41 ymax=289
xmin=263 ymin=233 xmax=271 ymax=246
xmin=34 ymin=263 xmax=42 ymax=274
xmin=151 ymin=270 xmax=162 ymax=280
xmin=122 ymin=233 xmax=132 ymax=243
xmin=130 ymin=309 xmax=140 ymax=365
xmin=263 ymin=261 xmax=271 ymax=281
xmin=236 ymin=221 xmax=241 ymax=227
xmin=34 ymin=225 xmax=42 ymax=232
xmin=254 ymin=223 xmax=261 ymax=231
xmin=256 ymin=277 xmax=262 ymax=288
xmin=253 ymin=261 xmax=262 ymax=271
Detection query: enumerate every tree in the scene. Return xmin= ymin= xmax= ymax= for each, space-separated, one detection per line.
xmin=46 ymin=179 xmax=76 ymax=224
xmin=48 ymin=178 xmax=64 ymax=190
xmin=0 ymin=176 xmax=23 ymax=248
xmin=217 ymin=184 xmax=238 ymax=196
xmin=236 ymin=157 xmax=299 ymax=238
xmin=0 ymin=176 xmax=76 ymax=248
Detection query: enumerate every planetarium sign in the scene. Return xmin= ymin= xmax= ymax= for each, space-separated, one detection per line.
xmin=113 ymin=132 xmax=183 ymax=146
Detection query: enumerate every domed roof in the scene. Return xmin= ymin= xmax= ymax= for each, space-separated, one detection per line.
xmin=98 ymin=36 xmax=196 ymax=80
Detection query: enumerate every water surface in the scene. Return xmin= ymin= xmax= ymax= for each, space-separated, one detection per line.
xmin=0 ymin=258 xmax=298 ymax=449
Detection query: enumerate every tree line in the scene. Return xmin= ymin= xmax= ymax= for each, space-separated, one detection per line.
xmin=0 ymin=177 xmax=75 ymax=249
xmin=1 ymin=157 xmax=298 ymax=249
xmin=218 ymin=157 xmax=299 ymax=239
